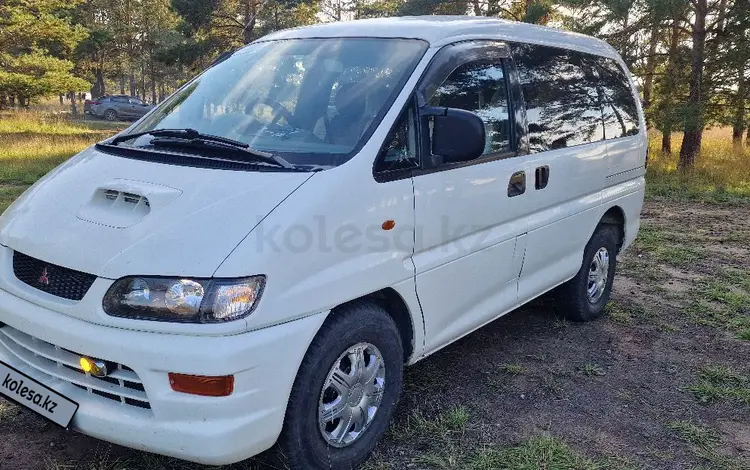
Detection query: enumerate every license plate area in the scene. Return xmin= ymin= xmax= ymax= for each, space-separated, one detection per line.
xmin=0 ymin=361 xmax=79 ymax=428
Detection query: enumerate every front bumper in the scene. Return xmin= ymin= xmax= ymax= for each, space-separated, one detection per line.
xmin=0 ymin=285 xmax=326 ymax=465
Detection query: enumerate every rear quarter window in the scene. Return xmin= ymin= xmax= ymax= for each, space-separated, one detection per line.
xmin=510 ymin=44 xmax=604 ymax=153
xmin=595 ymin=57 xmax=640 ymax=139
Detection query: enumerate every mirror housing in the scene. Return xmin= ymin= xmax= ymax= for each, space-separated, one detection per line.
xmin=425 ymin=107 xmax=485 ymax=164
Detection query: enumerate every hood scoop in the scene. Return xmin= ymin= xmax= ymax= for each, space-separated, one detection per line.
xmin=76 ymin=179 xmax=182 ymax=229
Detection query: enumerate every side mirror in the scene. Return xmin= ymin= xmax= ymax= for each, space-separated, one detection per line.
xmin=426 ymin=107 xmax=486 ymax=164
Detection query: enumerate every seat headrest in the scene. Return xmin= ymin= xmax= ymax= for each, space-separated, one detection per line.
xmin=334 ymin=83 xmax=366 ymax=117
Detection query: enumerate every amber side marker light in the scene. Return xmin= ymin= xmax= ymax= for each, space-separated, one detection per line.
xmin=168 ymin=373 xmax=234 ymax=397
xmin=382 ymin=219 xmax=396 ymax=231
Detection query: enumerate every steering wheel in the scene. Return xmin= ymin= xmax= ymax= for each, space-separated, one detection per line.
xmin=244 ymin=96 xmax=329 ymax=145
xmin=246 ymin=96 xmax=298 ymax=129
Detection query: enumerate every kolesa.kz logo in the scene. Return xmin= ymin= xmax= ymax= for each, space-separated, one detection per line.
xmin=2 ymin=373 xmax=58 ymax=413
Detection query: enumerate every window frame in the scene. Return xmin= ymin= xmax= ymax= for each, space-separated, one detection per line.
xmin=372 ymin=96 xmax=421 ymax=181
xmin=508 ymin=42 xmax=641 ymax=154
xmin=592 ymin=56 xmax=641 ymax=140
xmin=373 ymin=40 xmax=523 ymax=183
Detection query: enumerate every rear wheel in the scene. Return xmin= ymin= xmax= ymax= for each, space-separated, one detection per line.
xmin=280 ymin=300 xmax=403 ymax=470
xmin=104 ymin=109 xmax=117 ymax=121
xmin=556 ymin=224 xmax=619 ymax=322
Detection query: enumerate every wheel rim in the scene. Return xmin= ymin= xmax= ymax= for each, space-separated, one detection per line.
xmin=318 ymin=342 xmax=386 ymax=448
xmin=587 ymin=247 xmax=610 ymax=303
xmin=105 ymin=111 xmax=115 ymax=120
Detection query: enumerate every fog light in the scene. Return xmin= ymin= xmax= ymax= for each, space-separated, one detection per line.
xmin=168 ymin=373 xmax=234 ymax=397
xmin=79 ymin=357 xmax=107 ymax=377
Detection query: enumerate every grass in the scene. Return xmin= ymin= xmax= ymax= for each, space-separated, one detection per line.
xmin=606 ymin=301 xmax=632 ymax=324
xmin=0 ymin=111 xmax=123 ymax=213
xmin=392 ymin=405 xmax=472 ymax=440
xmin=389 ymin=434 xmax=634 ymax=470
xmin=687 ymin=364 xmax=750 ymax=405
xmin=469 ymin=435 xmax=634 ymax=470
xmin=685 ymin=270 xmax=750 ymax=339
xmin=647 ymin=127 xmax=750 ymax=203
xmin=579 ymin=362 xmax=606 ymax=377
xmin=629 ymin=224 xmax=706 ymax=268
xmin=668 ymin=420 xmax=750 ymax=470
xmin=500 ymin=363 xmax=528 ymax=374
xmin=0 ymin=399 xmax=21 ymax=424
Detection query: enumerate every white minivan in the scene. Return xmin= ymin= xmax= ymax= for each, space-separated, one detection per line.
xmin=0 ymin=16 xmax=645 ymax=469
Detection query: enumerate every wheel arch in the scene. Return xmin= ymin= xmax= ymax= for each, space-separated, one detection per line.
xmin=599 ymin=205 xmax=626 ymax=251
xmin=329 ymin=288 xmax=416 ymax=364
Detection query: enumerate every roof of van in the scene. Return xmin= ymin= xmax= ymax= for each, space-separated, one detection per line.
xmin=259 ymin=16 xmax=619 ymax=59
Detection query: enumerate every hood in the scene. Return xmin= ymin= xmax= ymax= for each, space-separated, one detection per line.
xmin=0 ymin=146 xmax=312 ymax=279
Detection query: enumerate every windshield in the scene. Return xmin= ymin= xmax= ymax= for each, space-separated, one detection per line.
xmin=125 ymin=38 xmax=428 ymax=167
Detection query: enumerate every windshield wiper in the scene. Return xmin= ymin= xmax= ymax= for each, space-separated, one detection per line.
xmin=108 ymin=128 xmax=294 ymax=169
xmin=111 ymin=128 xmax=246 ymax=146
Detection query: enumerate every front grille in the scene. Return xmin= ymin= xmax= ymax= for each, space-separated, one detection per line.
xmin=0 ymin=326 xmax=151 ymax=410
xmin=12 ymin=251 xmax=96 ymax=301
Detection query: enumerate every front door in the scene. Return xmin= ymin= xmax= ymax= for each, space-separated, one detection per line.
xmin=411 ymin=41 xmax=531 ymax=355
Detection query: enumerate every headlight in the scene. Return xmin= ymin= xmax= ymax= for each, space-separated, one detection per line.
xmin=103 ymin=276 xmax=265 ymax=323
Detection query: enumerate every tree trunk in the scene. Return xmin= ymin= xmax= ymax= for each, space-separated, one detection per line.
xmin=69 ymin=91 xmax=78 ymax=118
xmin=662 ymin=132 xmax=672 ymax=154
xmin=678 ymin=0 xmax=707 ymax=170
xmin=472 ymin=0 xmax=481 ymax=16
xmin=243 ymin=0 xmax=255 ymax=44
xmin=141 ymin=65 xmax=146 ymax=101
xmin=661 ymin=15 xmax=681 ymax=154
xmin=129 ymin=72 xmax=136 ymax=97
xmin=120 ymin=75 xmax=126 ymax=94
xmin=91 ymin=68 xmax=105 ymax=98
xmin=732 ymin=67 xmax=746 ymax=147
xmin=151 ymin=68 xmax=157 ymax=105
xmin=643 ymin=22 xmax=659 ymax=113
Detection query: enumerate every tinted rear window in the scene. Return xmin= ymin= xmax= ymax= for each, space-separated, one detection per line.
xmin=511 ymin=43 xmax=640 ymax=153
xmin=511 ymin=44 xmax=604 ymax=152
xmin=596 ymin=57 xmax=640 ymax=139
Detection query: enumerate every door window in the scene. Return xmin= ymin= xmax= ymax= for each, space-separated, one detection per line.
xmin=595 ymin=57 xmax=640 ymax=139
xmin=112 ymin=97 xmax=129 ymax=104
xmin=428 ymin=61 xmax=511 ymax=155
xmin=511 ymin=44 xmax=604 ymax=152
xmin=374 ymin=103 xmax=419 ymax=174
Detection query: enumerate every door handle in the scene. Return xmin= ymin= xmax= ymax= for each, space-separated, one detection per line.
xmin=535 ymin=165 xmax=549 ymax=190
xmin=507 ymin=171 xmax=526 ymax=197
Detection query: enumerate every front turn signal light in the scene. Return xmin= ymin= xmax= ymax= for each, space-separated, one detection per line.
xmin=168 ymin=373 xmax=234 ymax=397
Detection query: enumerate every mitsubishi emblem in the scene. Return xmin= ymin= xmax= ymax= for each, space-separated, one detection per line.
xmin=38 ymin=267 xmax=50 ymax=286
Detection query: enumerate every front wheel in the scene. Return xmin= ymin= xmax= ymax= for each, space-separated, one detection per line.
xmin=280 ymin=300 xmax=404 ymax=470
xmin=103 ymin=109 xmax=117 ymax=121
xmin=556 ymin=224 xmax=619 ymax=321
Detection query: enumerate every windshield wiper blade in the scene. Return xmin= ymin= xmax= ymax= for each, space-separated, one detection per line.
xmin=109 ymin=128 xmax=294 ymax=169
xmin=110 ymin=128 xmax=247 ymax=147
xmin=148 ymin=136 xmax=295 ymax=169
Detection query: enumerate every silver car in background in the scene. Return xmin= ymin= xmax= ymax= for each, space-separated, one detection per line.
xmin=88 ymin=95 xmax=154 ymax=121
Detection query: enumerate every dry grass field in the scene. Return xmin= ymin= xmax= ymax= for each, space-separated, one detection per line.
xmin=0 ymin=111 xmax=748 ymax=469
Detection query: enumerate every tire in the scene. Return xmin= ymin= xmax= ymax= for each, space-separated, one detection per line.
xmin=555 ymin=224 xmax=619 ymax=322
xmin=104 ymin=109 xmax=117 ymax=121
xmin=280 ymin=300 xmax=404 ymax=470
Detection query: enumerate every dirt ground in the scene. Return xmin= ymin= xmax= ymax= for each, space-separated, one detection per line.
xmin=1 ymin=199 xmax=749 ymax=470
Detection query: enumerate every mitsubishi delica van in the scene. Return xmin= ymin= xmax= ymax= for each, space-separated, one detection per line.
xmin=0 ymin=16 xmax=645 ymax=469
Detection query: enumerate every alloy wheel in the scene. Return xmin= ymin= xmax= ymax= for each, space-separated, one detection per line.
xmin=587 ymin=247 xmax=610 ymax=303
xmin=318 ymin=342 xmax=386 ymax=448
